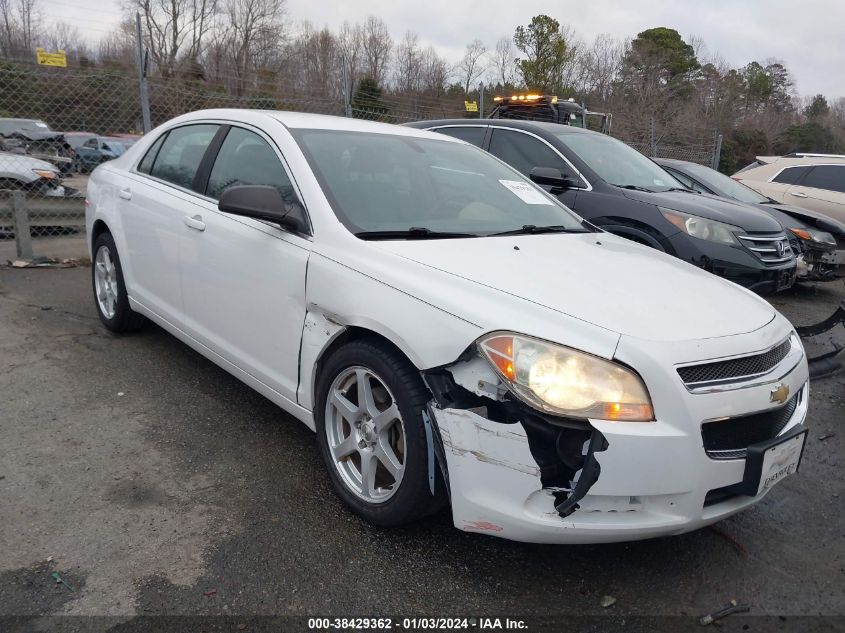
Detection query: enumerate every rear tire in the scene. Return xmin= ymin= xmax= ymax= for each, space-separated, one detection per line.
xmin=91 ymin=231 xmax=146 ymax=332
xmin=315 ymin=338 xmax=444 ymax=527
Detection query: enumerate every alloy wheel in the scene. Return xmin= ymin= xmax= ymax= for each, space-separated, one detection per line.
xmin=324 ymin=366 xmax=406 ymax=502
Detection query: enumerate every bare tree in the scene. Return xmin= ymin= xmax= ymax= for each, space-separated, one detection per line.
xmin=491 ymin=36 xmax=516 ymax=88
xmin=456 ymin=38 xmax=486 ymax=94
xmin=0 ymin=0 xmax=40 ymax=56
xmin=583 ymin=33 xmax=624 ymax=102
xmin=223 ymin=0 xmax=285 ymax=95
xmin=394 ymin=30 xmax=421 ymax=92
xmin=361 ymin=15 xmax=391 ymax=87
xmin=338 ymin=21 xmax=363 ymax=95
xmin=127 ymin=0 xmax=218 ymax=78
xmin=43 ymin=20 xmax=80 ymax=53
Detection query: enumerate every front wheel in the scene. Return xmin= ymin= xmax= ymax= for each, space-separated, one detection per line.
xmin=315 ymin=339 xmax=444 ymax=527
xmin=91 ymin=232 xmax=146 ymax=332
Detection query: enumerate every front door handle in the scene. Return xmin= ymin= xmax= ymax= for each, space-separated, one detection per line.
xmin=790 ymin=190 xmax=808 ymax=198
xmin=118 ymin=188 xmax=132 ymax=200
xmin=183 ymin=214 xmax=206 ymax=232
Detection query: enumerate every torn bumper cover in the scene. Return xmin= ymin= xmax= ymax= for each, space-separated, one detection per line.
xmin=426 ymin=325 xmax=810 ymax=544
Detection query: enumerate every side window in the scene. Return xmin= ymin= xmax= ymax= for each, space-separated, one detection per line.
xmin=149 ymin=124 xmax=219 ymax=190
xmin=772 ymin=166 xmax=811 ymax=185
xmin=434 ymin=126 xmax=486 ymax=147
xmin=206 ymin=127 xmax=295 ymax=203
xmin=669 ymin=170 xmax=705 ymax=193
xmin=137 ymin=133 xmax=166 ymax=174
xmin=801 ymin=165 xmax=845 ymax=194
xmin=488 ymin=129 xmax=571 ymax=179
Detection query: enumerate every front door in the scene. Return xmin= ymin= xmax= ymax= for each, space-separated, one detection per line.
xmin=179 ymin=125 xmax=311 ymax=403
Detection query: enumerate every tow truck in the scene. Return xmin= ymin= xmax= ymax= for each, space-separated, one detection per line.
xmin=489 ymin=94 xmax=612 ymax=134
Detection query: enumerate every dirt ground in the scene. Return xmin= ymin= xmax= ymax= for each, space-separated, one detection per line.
xmin=0 ymin=266 xmax=843 ymax=632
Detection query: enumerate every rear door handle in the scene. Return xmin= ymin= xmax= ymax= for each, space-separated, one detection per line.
xmin=118 ymin=188 xmax=132 ymax=200
xmin=183 ymin=214 xmax=206 ymax=232
xmin=790 ymin=191 xmax=808 ymax=198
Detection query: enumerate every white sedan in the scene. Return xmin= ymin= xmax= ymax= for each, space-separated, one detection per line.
xmin=86 ymin=110 xmax=809 ymax=543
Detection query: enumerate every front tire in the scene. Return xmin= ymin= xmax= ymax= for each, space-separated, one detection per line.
xmin=315 ymin=338 xmax=443 ymax=527
xmin=92 ymin=232 xmax=146 ymax=332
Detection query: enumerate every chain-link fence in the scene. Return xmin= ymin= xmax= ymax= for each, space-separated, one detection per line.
xmin=1 ymin=54 xmax=721 ymax=262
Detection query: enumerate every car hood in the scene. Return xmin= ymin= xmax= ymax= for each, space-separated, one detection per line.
xmin=621 ymin=189 xmax=783 ymax=233
xmin=372 ymin=232 xmax=775 ymax=342
xmin=0 ymin=151 xmax=58 ymax=172
xmin=6 ymin=129 xmax=65 ymax=142
xmin=759 ymin=202 xmax=845 ymax=237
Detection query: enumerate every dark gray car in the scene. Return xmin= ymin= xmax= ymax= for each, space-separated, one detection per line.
xmin=406 ymin=119 xmax=797 ymax=294
xmin=655 ymin=158 xmax=843 ymax=281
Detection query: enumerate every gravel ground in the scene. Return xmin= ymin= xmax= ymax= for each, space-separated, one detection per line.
xmin=0 ymin=266 xmax=842 ymax=631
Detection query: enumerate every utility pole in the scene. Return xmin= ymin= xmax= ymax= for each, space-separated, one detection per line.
xmin=135 ymin=13 xmax=152 ymax=133
xmin=478 ymin=82 xmax=484 ymax=119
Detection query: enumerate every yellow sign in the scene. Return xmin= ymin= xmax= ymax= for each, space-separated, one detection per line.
xmin=36 ymin=48 xmax=67 ymax=68
xmin=464 ymin=100 xmax=478 ymax=112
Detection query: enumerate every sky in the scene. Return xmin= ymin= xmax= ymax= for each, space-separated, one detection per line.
xmin=40 ymin=0 xmax=845 ymax=99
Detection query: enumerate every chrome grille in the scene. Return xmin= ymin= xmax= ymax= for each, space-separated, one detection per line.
xmin=678 ymin=338 xmax=791 ymax=386
xmin=701 ymin=392 xmax=800 ymax=459
xmin=737 ymin=233 xmax=793 ymax=264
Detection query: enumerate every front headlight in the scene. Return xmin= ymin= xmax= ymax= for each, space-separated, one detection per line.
xmin=32 ymin=169 xmax=57 ymax=180
xmin=789 ymin=227 xmax=836 ymax=245
xmin=659 ymin=207 xmax=739 ymax=245
xmin=478 ymin=332 xmax=654 ymax=422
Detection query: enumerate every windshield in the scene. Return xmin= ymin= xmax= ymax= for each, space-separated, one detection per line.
xmin=558 ymin=132 xmax=682 ymax=192
xmin=293 ymin=129 xmax=586 ymax=237
xmin=681 ymin=162 xmax=769 ymax=204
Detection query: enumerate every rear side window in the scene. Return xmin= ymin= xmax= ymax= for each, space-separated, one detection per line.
xmin=433 ymin=126 xmax=486 ymax=147
xmin=488 ymin=128 xmax=569 ymax=178
xmin=149 ymin=124 xmax=219 ymax=190
xmin=137 ymin=134 xmax=166 ymax=174
xmin=205 ymin=127 xmax=295 ymax=202
xmin=772 ymin=166 xmax=811 ymax=185
xmin=801 ymin=165 xmax=845 ymax=194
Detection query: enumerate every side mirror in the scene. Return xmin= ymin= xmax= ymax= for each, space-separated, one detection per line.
xmin=529 ymin=166 xmax=581 ymax=190
xmin=218 ymin=185 xmax=309 ymax=234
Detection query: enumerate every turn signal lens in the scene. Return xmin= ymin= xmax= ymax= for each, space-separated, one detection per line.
xmin=478 ymin=332 xmax=654 ymax=422
xmin=32 ymin=169 xmax=57 ymax=180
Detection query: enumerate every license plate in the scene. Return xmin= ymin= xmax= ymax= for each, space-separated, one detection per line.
xmin=776 ymin=267 xmax=796 ymax=291
xmin=739 ymin=427 xmax=806 ymax=496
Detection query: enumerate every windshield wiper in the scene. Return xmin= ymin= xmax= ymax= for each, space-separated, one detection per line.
xmin=354 ymin=227 xmax=479 ymax=240
xmin=617 ymin=184 xmax=656 ymax=193
xmin=664 ymin=187 xmax=697 ymax=193
xmin=488 ymin=224 xmax=589 ymax=237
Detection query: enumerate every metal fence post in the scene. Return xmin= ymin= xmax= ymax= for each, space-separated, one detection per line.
xmin=341 ymin=53 xmax=352 ymax=117
xmin=712 ymin=133 xmax=724 ymax=171
xmin=479 ymin=82 xmax=484 ymax=119
xmin=12 ymin=191 xmax=34 ymax=260
xmin=649 ymin=118 xmax=657 ymax=157
xmin=135 ymin=13 xmax=152 ymax=133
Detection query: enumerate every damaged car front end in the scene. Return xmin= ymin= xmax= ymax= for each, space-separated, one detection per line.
xmin=422 ymin=312 xmax=808 ymax=544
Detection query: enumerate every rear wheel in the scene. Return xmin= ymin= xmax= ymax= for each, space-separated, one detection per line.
xmin=315 ymin=338 xmax=443 ymax=526
xmin=92 ymin=232 xmax=146 ymax=332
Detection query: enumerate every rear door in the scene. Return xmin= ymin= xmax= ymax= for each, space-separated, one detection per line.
xmin=786 ymin=164 xmax=845 ymax=224
xmin=120 ymin=123 xmax=219 ymax=325
xmin=178 ymin=123 xmax=311 ymax=403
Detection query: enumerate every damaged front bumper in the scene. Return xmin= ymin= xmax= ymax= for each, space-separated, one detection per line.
xmin=427 ymin=320 xmax=810 ymax=544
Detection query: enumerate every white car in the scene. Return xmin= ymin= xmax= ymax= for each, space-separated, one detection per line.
xmin=85 ymin=110 xmax=809 ymax=544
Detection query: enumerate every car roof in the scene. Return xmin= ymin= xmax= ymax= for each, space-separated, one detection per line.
xmin=404 ymin=117 xmax=602 ymax=139
xmin=756 ymin=155 xmax=845 ymax=166
xmin=164 ymin=109 xmax=462 ymax=143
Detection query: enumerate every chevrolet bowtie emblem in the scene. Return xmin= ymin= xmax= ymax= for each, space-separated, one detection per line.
xmin=770 ymin=383 xmax=790 ymax=405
